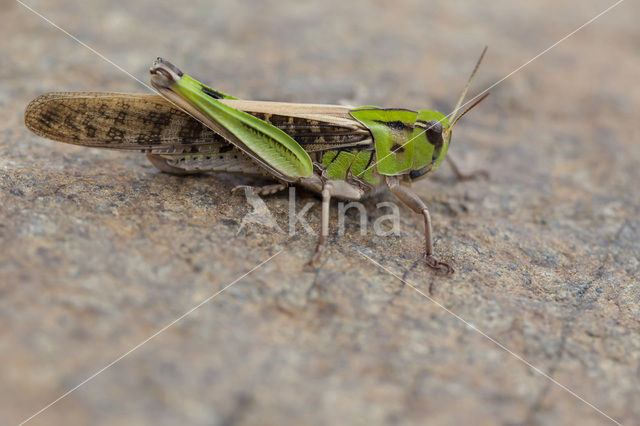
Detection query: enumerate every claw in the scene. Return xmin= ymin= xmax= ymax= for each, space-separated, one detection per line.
xmin=307 ymin=240 xmax=325 ymax=267
xmin=425 ymin=255 xmax=455 ymax=274
xmin=307 ymin=253 xmax=320 ymax=268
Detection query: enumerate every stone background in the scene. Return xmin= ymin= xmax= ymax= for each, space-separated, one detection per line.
xmin=1 ymin=0 xmax=639 ymax=424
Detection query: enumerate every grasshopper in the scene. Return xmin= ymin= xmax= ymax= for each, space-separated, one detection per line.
xmin=24 ymin=50 xmax=489 ymax=272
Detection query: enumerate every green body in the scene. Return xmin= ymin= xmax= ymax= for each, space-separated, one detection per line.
xmin=348 ymin=107 xmax=451 ymax=179
xmin=25 ymin=58 xmax=458 ymax=193
xmin=152 ymin=58 xmax=453 ymax=188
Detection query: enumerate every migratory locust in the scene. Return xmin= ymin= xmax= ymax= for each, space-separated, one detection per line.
xmin=24 ymin=49 xmax=489 ymax=272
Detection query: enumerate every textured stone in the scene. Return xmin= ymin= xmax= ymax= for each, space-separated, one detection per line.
xmin=1 ymin=0 xmax=639 ymax=425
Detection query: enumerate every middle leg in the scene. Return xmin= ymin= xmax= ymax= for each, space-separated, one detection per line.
xmin=231 ymin=183 xmax=288 ymax=196
xmin=446 ymin=155 xmax=489 ymax=181
xmin=309 ymin=182 xmax=333 ymax=266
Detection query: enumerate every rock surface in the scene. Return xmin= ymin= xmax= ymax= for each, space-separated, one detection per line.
xmin=1 ymin=0 xmax=639 ymax=425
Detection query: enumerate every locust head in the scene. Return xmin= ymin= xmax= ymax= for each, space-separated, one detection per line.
xmin=408 ymin=88 xmax=489 ymax=181
xmin=349 ymin=48 xmax=488 ymax=181
xmin=408 ymin=47 xmax=489 ymax=181
xmin=408 ymin=113 xmax=449 ymax=180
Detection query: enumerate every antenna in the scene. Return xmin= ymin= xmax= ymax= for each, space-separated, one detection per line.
xmin=449 ymin=92 xmax=489 ymax=130
xmin=449 ymin=46 xmax=487 ymax=127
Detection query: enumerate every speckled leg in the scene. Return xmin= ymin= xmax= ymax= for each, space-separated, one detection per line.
xmin=308 ymin=182 xmax=333 ymax=266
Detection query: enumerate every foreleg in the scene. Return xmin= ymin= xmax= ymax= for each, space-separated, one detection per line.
xmin=386 ymin=176 xmax=454 ymax=273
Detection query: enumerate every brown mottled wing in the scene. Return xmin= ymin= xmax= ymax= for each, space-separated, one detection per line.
xmin=24 ymin=93 xmax=373 ymax=155
xmin=24 ymin=92 xmax=225 ymax=153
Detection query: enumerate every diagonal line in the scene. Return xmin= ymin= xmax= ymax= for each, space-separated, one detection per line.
xmin=355 ymin=249 xmax=621 ymax=426
xmin=446 ymin=0 xmax=625 ymax=129
xmin=359 ymin=0 xmax=625 ymax=177
xmin=15 ymin=0 xmax=231 ymax=152
xmin=16 ymin=0 xmax=154 ymax=92
xmin=18 ymin=250 xmax=283 ymax=426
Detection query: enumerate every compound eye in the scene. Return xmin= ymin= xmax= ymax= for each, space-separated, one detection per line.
xmin=423 ymin=120 xmax=444 ymax=148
